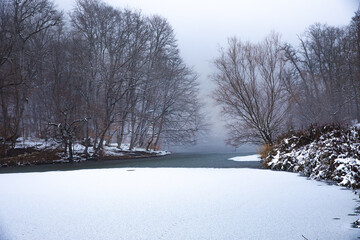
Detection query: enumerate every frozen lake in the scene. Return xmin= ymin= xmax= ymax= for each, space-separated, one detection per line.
xmin=0 ymin=154 xmax=358 ymax=239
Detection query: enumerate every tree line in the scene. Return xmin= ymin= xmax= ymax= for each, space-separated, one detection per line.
xmin=0 ymin=0 xmax=204 ymax=158
xmin=213 ymin=10 xmax=360 ymax=146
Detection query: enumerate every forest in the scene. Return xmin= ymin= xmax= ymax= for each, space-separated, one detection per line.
xmin=1 ymin=0 xmax=360 ymax=161
xmin=213 ymin=10 xmax=360 ymax=147
xmin=0 ymin=1 xmax=359 ymax=238
xmin=0 ymin=0 xmax=204 ymax=159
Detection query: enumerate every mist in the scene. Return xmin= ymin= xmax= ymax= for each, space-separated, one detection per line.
xmin=10 ymin=0 xmax=360 ymax=153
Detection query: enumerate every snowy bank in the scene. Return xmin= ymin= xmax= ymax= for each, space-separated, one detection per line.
xmin=1 ymin=139 xmax=169 ymax=167
xmin=228 ymin=154 xmax=260 ymax=162
xmin=263 ymin=125 xmax=360 ymax=228
xmin=0 ymin=168 xmax=358 ymax=240
xmin=264 ymin=125 xmax=360 ymax=189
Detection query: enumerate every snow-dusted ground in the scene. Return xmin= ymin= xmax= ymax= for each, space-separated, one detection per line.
xmin=14 ymin=138 xmax=59 ymax=150
xmin=0 ymin=167 xmax=358 ymax=239
xmin=12 ymin=139 xmax=169 ymax=163
xmin=228 ymin=154 xmax=260 ymax=162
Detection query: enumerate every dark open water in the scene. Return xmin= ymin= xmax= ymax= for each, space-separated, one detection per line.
xmin=0 ymin=152 xmax=261 ymax=174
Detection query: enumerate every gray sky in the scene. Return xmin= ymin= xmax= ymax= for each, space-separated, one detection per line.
xmin=55 ymin=0 xmax=359 ymax=152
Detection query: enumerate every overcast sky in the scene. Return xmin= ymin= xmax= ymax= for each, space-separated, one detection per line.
xmin=55 ymin=0 xmax=359 ymax=152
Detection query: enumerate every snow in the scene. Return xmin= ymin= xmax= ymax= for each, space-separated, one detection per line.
xmin=0 ymin=168 xmax=358 ymax=240
xmin=117 ymin=143 xmax=169 ymax=156
xmin=228 ymin=154 xmax=260 ymax=162
xmin=10 ymin=139 xmax=169 ymax=163
xmin=72 ymin=143 xmax=86 ymax=152
xmin=14 ymin=138 xmax=59 ymax=150
xmin=266 ymin=125 xmax=360 ymax=189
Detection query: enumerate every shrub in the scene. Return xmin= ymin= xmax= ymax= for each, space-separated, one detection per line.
xmin=264 ymin=124 xmax=360 ymax=189
xmin=259 ymin=144 xmax=274 ymax=167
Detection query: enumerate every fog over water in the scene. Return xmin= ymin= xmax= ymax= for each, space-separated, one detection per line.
xmin=55 ymin=0 xmax=358 ymax=152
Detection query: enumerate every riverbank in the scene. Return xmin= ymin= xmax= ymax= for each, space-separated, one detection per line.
xmin=0 ymin=138 xmax=169 ymax=168
xmin=262 ymin=125 xmax=360 ymax=228
xmin=263 ymin=125 xmax=360 ymax=189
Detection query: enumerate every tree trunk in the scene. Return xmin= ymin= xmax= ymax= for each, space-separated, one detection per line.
xmin=93 ymin=123 xmax=111 ymax=157
xmin=117 ymin=120 xmax=126 ymax=149
xmin=154 ymin=119 xmax=164 ymax=150
xmin=0 ymin=89 xmax=9 ymax=140
xmin=84 ymin=120 xmax=89 ymax=158
xmin=68 ymin=138 xmax=73 ymax=163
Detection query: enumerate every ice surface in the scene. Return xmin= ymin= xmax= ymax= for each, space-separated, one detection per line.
xmin=228 ymin=154 xmax=261 ymax=162
xmin=0 ymin=168 xmax=358 ymax=240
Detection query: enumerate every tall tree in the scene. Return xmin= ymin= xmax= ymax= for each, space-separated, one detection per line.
xmin=283 ymin=23 xmax=359 ymax=126
xmin=0 ymin=0 xmax=61 ymax=155
xmin=212 ymin=33 xmax=289 ymax=146
xmin=0 ymin=0 xmax=204 ymax=157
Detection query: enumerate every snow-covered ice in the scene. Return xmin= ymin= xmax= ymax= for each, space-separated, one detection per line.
xmin=228 ymin=154 xmax=261 ymax=162
xmin=0 ymin=167 xmax=358 ymax=239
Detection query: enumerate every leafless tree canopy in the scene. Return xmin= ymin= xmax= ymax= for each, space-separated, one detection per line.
xmin=283 ymin=22 xmax=360 ymax=127
xmin=213 ymin=10 xmax=360 ymax=146
xmin=212 ymin=33 xmax=289 ymax=146
xmin=0 ymin=0 xmax=205 ymax=158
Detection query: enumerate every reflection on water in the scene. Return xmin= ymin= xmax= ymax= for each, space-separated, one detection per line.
xmin=0 ymin=152 xmax=261 ymax=174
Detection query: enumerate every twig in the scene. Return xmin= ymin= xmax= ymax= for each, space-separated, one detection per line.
xmin=302 ymin=235 xmax=309 ymax=240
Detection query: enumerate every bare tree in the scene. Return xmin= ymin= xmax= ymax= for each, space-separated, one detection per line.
xmin=347 ymin=10 xmax=360 ymax=121
xmin=0 ymin=0 xmax=61 ymax=155
xmin=136 ymin=16 xmax=205 ymax=150
xmin=0 ymin=0 xmax=204 ymax=158
xmin=283 ymin=23 xmax=359 ymax=127
xmin=49 ymin=116 xmax=89 ymax=162
xmin=212 ymin=33 xmax=289 ymax=146
xmin=71 ymin=0 xmax=151 ymax=155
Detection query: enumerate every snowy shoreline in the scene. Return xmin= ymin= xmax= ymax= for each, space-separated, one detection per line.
xmin=1 ymin=138 xmax=170 ymax=168
xmin=228 ymin=154 xmax=260 ymax=162
xmin=264 ymin=125 xmax=360 ymax=189
xmin=263 ymin=125 xmax=360 ymax=228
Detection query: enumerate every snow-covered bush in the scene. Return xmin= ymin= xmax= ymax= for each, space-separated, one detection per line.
xmin=264 ymin=125 xmax=360 ymax=189
xmin=354 ymin=218 xmax=360 ymax=228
